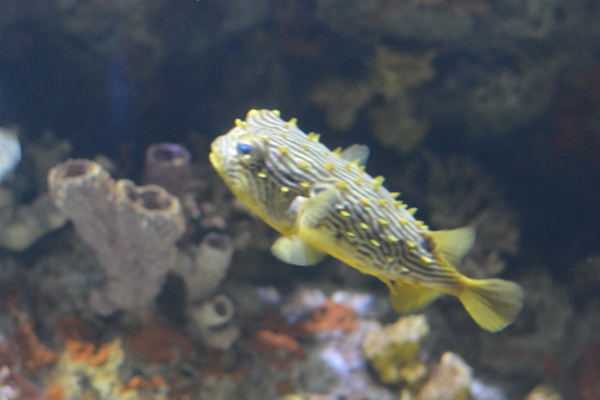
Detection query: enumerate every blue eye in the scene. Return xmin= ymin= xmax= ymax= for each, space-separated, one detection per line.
xmin=238 ymin=143 xmax=252 ymax=155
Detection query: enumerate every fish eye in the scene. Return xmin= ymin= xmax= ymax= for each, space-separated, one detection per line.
xmin=236 ymin=137 xmax=266 ymax=166
xmin=238 ymin=142 xmax=252 ymax=157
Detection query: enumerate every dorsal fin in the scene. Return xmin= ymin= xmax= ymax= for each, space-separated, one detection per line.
xmin=340 ymin=144 xmax=369 ymax=167
xmin=427 ymin=227 xmax=476 ymax=266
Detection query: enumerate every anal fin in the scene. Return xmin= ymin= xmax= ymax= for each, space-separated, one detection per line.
xmin=389 ymin=281 xmax=441 ymax=313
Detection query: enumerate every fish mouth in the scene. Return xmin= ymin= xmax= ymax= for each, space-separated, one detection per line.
xmin=209 ymin=135 xmax=227 ymax=172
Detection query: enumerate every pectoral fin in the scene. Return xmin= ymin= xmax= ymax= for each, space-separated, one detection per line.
xmin=297 ymin=187 xmax=340 ymax=230
xmin=293 ymin=187 xmax=346 ymax=256
xmin=271 ymin=235 xmax=328 ymax=266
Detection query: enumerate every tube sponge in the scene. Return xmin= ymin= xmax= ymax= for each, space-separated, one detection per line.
xmin=173 ymin=232 xmax=234 ymax=303
xmin=141 ymin=143 xmax=191 ymax=198
xmin=48 ymin=159 xmax=185 ymax=315
xmin=187 ymin=294 xmax=240 ymax=350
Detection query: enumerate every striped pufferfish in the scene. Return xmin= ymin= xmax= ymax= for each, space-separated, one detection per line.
xmin=210 ymin=109 xmax=524 ymax=332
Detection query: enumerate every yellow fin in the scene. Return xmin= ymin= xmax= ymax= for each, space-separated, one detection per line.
xmin=458 ymin=277 xmax=524 ymax=332
xmin=295 ymin=188 xmax=347 ymax=257
xmin=340 ymin=144 xmax=369 ymax=167
xmin=271 ymin=235 xmax=328 ymax=266
xmin=428 ymin=226 xmax=476 ymax=266
xmin=297 ymin=187 xmax=340 ymax=230
xmin=388 ymin=281 xmax=441 ymax=313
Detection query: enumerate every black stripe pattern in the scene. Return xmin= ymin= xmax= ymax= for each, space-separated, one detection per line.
xmin=213 ymin=110 xmax=460 ymax=289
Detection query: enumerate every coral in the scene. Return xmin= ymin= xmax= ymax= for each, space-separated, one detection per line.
xmin=0 ymin=194 xmax=67 ymax=252
xmin=415 ymin=352 xmax=473 ymax=400
xmin=367 ymin=98 xmax=429 ymax=155
xmin=48 ymin=159 xmax=186 ymax=315
xmin=524 ymin=386 xmax=562 ymax=400
xmin=311 ymin=79 xmax=373 ymax=131
xmin=300 ymin=299 xmax=358 ymax=335
xmin=362 ymin=315 xmax=430 ymax=385
xmin=27 ymin=232 xmax=106 ymax=339
xmin=0 ymin=333 xmax=46 ymax=400
xmin=247 ymin=289 xmax=394 ymax=400
xmin=187 ymin=294 xmax=240 ymax=350
xmin=197 ymin=374 xmax=242 ymax=400
xmin=278 ymin=290 xmax=395 ymax=400
xmin=250 ymin=330 xmax=305 ymax=366
xmin=120 ymin=375 xmax=167 ymax=392
xmin=433 ymin=51 xmax=563 ymax=137
xmin=125 ymin=314 xmax=194 ymax=364
xmin=281 ymin=288 xmax=327 ymax=324
xmin=0 ymin=131 xmax=71 ymax=252
xmin=0 ymin=366 xmax=18 ymax=400
xmin=47 ymin=338 xmax=168 ymax=400
xmin=12 ymin=311 xmax=58 ymax=375
xmin=141 ymin=143 xmax=192 ymax=198
xmin=368 ymin=47 xmax=435 ymax=101
xmin=309 ymin=319 xmax=385 ymax=393
xmin=464 ymin=62 xmax=560 ymax=136
xmin=311 ymin=46 xmax=435 ymax=154
xmin=0 ymin=128 xmax=20 ymax=183
xmin=53 ymin=315 xmax=171 ymax=399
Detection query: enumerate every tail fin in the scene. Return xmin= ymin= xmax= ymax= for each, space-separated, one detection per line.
xmin=458 ymin=277 xmax=524 ymax=332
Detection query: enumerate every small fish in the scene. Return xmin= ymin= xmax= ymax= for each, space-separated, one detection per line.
xmin=210 ymin=110 xmax=523 ymax=332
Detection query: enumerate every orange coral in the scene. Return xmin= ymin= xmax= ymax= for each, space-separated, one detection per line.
xmin=46 ymin=385 xmax=65 ymax=400
xmin=12 ymin=311 xmax=58 ymax=374
xmin=55 ymin=314 xmax=110 ymax=366
xmin=250 ymin=330 xmax=305 ymax=365
xmin=126 ymin=313 xmax=194 ymax=364
xmin=300 ymin=299 xmax=358 ymax=334
xmin=65 ymin=340 xmax=112 ymax=366
xmin=119 ymin=374 xmax=167 ymax=392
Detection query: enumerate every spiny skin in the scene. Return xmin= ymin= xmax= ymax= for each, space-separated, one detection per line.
xmin=211 ymin=110 xmax=523 ymax=331
xmin=211 ymin=110 xmax=456 ymax=289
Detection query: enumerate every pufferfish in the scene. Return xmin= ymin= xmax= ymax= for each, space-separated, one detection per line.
xmin=210 ymin=109 xmax=524 ymax=332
